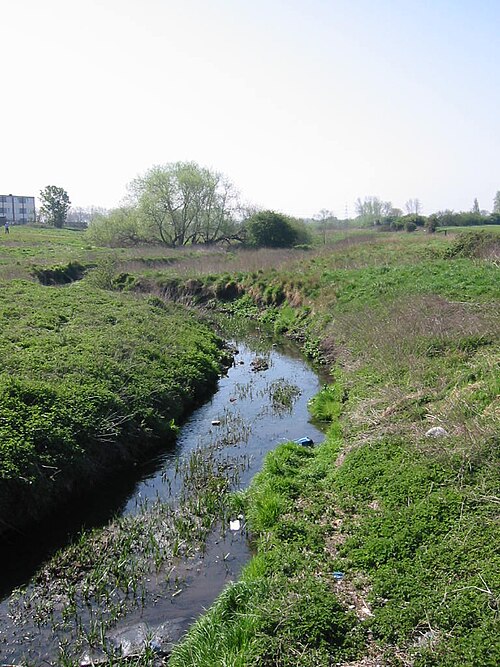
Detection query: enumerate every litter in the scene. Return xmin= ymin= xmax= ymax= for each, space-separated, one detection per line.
xmin=293 ymin=437 xmax=314 ymax=447
xmin=229 ymin=519 xmax=241 ymax=531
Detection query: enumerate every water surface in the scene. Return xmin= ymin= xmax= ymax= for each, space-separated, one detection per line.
xmin=0 ymin=335 xmax=325 ymax=664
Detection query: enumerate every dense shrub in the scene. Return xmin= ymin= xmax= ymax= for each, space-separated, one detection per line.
xmin=445 ymin=230 xmax=500 ymax=259
xmin=245 ymin=210 xmax=310 ymax=248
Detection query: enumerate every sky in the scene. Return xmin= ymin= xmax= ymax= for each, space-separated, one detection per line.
xmin=3 ymin=0 xmax=500 ymax=217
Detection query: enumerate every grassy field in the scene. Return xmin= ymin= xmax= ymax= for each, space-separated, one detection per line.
xmin=164 ymin=229 xmax=499 ymax=666
xmin=437 ymin=224 xmax=500 ymax=233
xmin=1 ymin=225 xmax=498 ymax=665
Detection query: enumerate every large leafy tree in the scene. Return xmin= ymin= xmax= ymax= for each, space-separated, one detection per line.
xmin=39 ymin=186 xmax=71 ymax=228
xmin=129 ymin=162 xmax=241 ymax=247
xmin=355 ymin=196 xmax=393 ymax=225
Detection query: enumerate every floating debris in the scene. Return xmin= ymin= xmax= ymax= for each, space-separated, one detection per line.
xmin=211 ymin=419 xmax=221 ymax=426
xmin=293 ymin=437 xmax=314 ymax=447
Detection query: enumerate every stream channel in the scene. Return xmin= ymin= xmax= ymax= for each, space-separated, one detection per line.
xmin=0 ymin=333 xmax=326 ymax=665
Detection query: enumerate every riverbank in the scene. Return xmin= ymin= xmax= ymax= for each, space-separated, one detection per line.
xmin=1 ymin=335 xmax=325 ymax=665
xmin=168 ymin=231 xmax=499 ymax=666
xmin=1 ymin=227 xmax=498 ymax=665
xmin=0 ymin=280 xmax=227 ymax=538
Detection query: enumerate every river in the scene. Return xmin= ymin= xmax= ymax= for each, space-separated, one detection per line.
xmin=0 ymin=334 xmax=326 ymax=664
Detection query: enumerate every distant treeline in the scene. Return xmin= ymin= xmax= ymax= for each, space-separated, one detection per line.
xmin=309 ymin=210 xmax=500 ymax=233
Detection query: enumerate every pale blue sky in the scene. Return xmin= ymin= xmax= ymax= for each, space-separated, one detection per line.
xmin=2 ymin=0 xmax=499 ymax=217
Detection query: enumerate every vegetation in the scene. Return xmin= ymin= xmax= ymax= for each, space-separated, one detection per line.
xmin=39 ymin=185 xmax=71 ymax=228
xmin=88 ymin=162 xmax=242 ymax=248
xmin=166 ymin=229 xmax=499 ymax=666
xmin=0 ymin=278 xmax=225 ymax=534
xmin=245 ymin=210 xmax=311 ymax=248
xmin=0 ymin=223 xmax=498 ymax=665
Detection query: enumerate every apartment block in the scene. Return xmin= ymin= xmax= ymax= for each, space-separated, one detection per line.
xmin=0 ymin=194 xmax=36 ymax=224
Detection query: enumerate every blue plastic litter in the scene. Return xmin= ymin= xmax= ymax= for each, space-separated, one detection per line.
xmin=293 ymin=437 xmax=314 ymax=447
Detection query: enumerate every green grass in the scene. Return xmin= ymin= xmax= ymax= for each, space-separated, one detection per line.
xmin=438 ymin=224 xmax=500 ymax=233
xmin=169 ymin=441 xmax=363 ymax=667
xmin=1 ymin=226 xmax=498 ymax=665
xmin=166 ymin=230 xmax=499 ymax=666
xmin=0 ymin=278 xmax=225 ymax=532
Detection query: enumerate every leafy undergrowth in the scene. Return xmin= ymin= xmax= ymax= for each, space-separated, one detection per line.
xmin=0 ymin=280 xmax=225 ymax=533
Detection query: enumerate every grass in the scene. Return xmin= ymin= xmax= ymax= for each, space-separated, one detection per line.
xmin=437 ymin=224 xmax=500 ymax=233
xmin=1 ymin=225 xmax=498 ymax=665
xmin=0 ymin=278 xmax=226 ymax=535
xmin=166 ymin=229 xmax=499 ymax=666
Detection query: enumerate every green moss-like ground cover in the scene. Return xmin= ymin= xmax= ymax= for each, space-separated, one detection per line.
xmin=0 ymin=278 xmax=224 ymax=532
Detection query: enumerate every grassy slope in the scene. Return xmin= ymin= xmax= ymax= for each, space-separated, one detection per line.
xmin=169 ymin=231 xmax=499 ymax=666
xmin=0 ymin=251 xmax=226 ymax=533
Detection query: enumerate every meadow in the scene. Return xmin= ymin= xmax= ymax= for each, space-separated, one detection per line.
xmin=0 ymin=230 xmax=228 ymax=535
xmin=0 ymin=224 xmax=498 ymax=665
xmin=163 ymin=229 xmax=499 ymax=666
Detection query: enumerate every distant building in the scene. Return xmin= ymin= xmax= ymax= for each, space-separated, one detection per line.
xmin=0 ymin=194 xmax=36 ymax=224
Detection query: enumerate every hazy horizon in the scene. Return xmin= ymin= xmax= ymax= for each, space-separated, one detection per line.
xmin=3 ymin=0 xmax=499 ymax=217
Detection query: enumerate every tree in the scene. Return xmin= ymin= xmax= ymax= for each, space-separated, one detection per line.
xmin=87 ymin=207 xmax=141 ymax=246
xmin=314 ymin=209 xmax=334 ymax=244
xmin=405 ymin=198 xmax=422 ymax=215
xmin=245 ymin=210 xmax=304 ymax=248
xmin=129 ymin=162 xmax=241 ymax=247
xmin=425 ymin=215 xmax=438 ymax=233
xmin=355 ymin=196 xmax=392 ymax=225
xmin=405 ymin=220 xmax=417 ymax=232
xmin=472 ymin=198 xmax=480 ymax=214
xmin=493 ymin=191 xmax=500 ymax=214
xmin=66 ymin=206 xmax=108 ymax=228
xmin=39 ymin=186 xmax=71 ymax=228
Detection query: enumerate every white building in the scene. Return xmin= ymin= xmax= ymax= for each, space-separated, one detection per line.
xmin=0 ymin=194 xmax=36 ymax=224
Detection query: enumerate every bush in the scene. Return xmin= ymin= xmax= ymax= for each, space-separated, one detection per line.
xmin=445 ymin=230 xmax=499 ymax=259
xmin=245 ymin=211 xmax=308 ymax=248
xmin=405 ymin=221 xmax=417 ymax=232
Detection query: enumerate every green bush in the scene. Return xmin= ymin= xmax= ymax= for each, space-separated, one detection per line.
xmin=245 ymin=211 xmax=309 ymax=248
